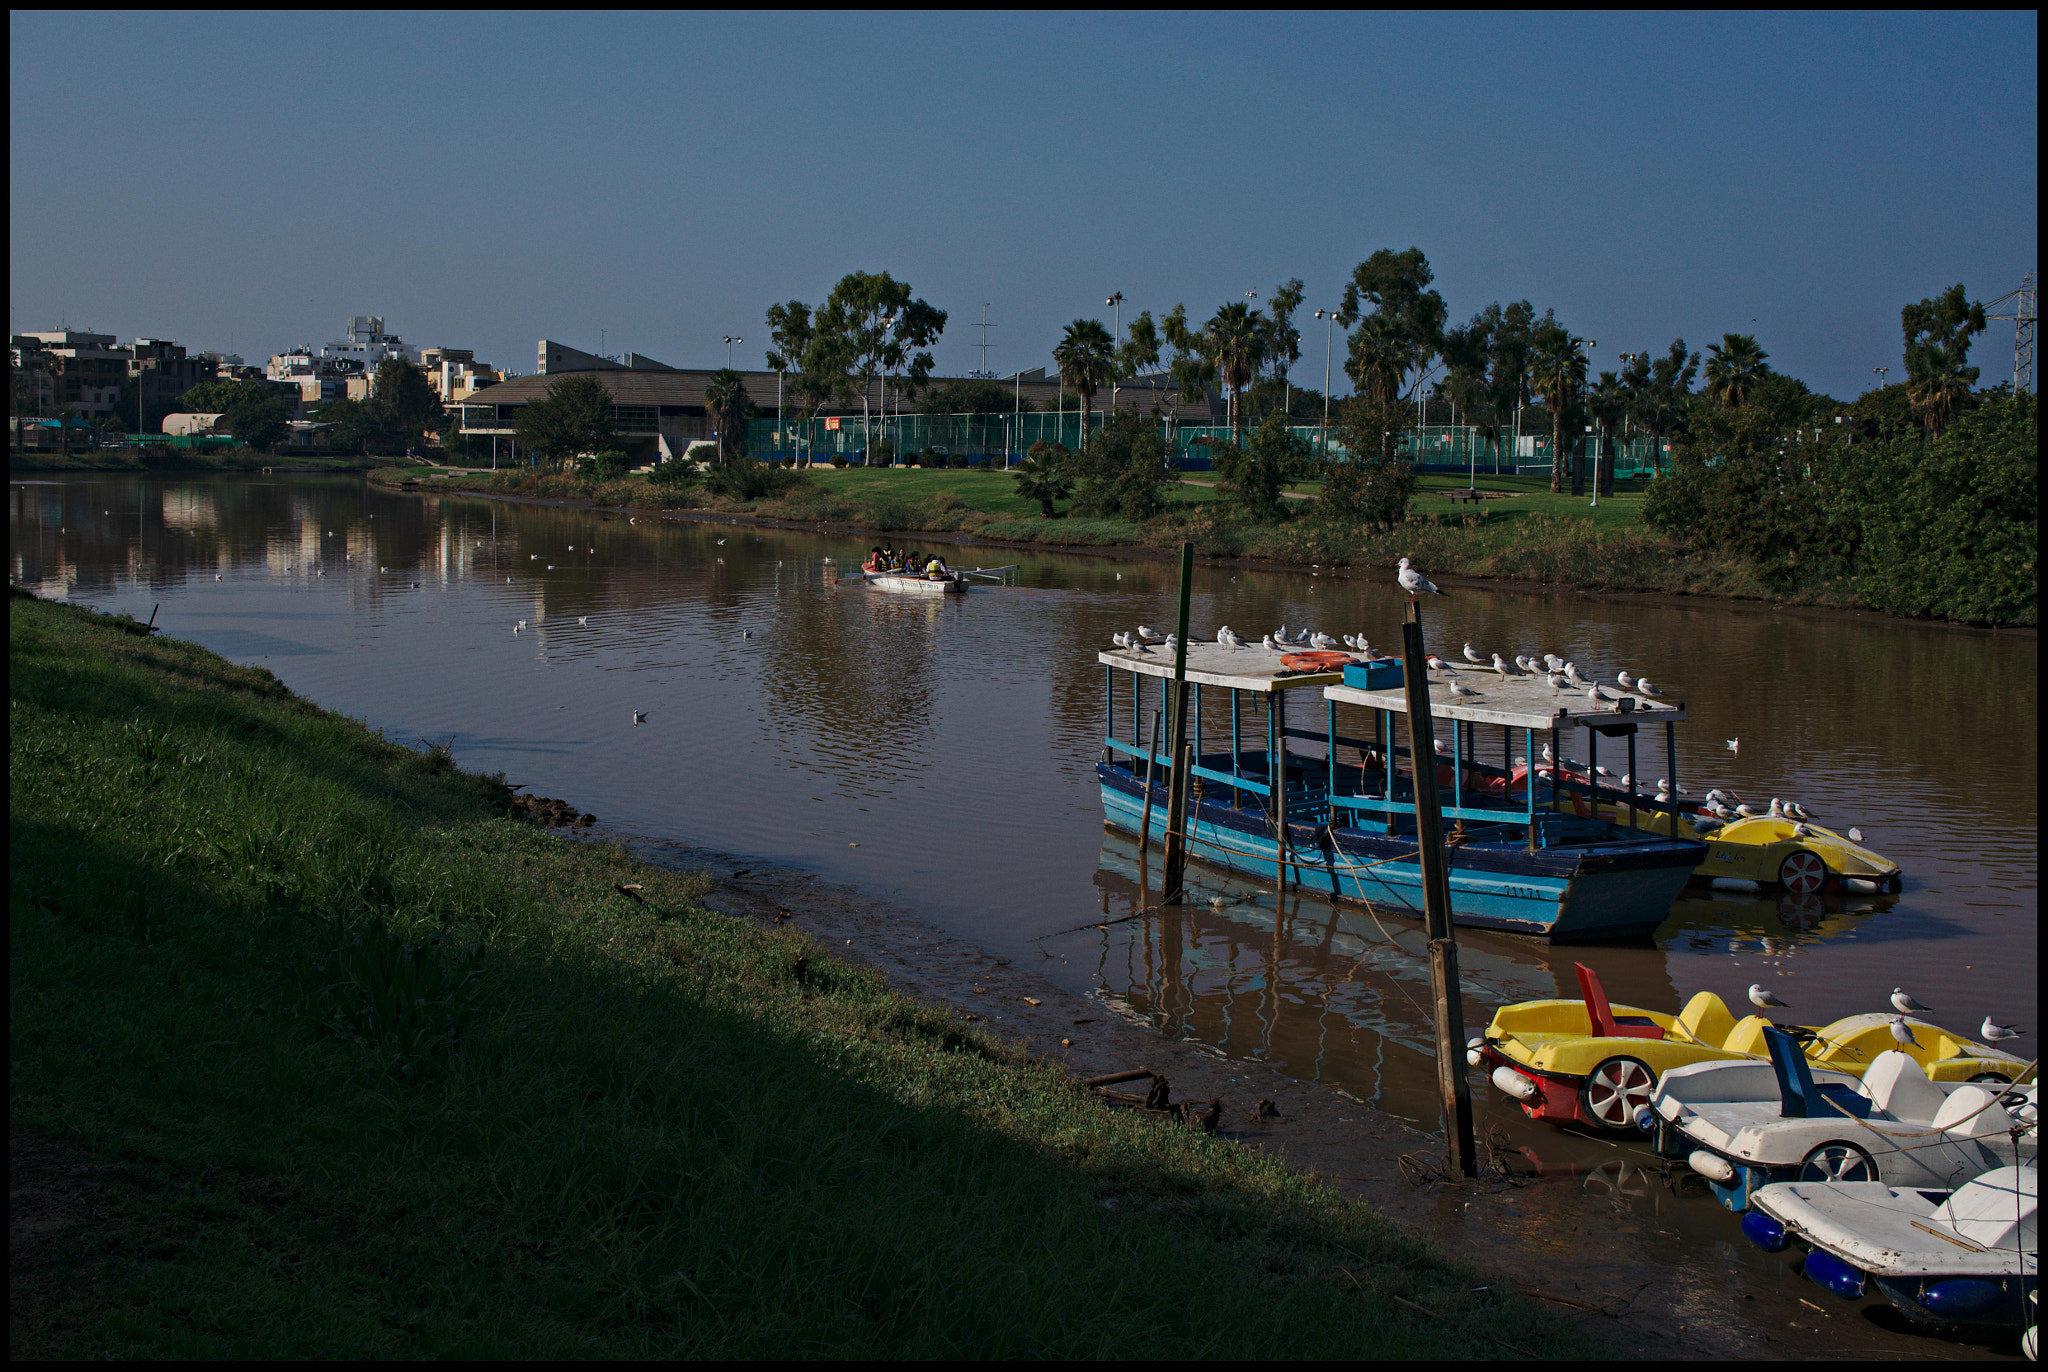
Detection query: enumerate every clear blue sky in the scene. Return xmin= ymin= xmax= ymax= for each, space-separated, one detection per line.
xmin=10 ymin=12 xmax=2037 ymax=401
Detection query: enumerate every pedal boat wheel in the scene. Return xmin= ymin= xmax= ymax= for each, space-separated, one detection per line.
xmin=1581 ymin=1056 xmax=1656 ymax=1129
xmin=1777 ymin=850 xmax=1829 ymax=894
xmin=1797 ymin=1140 xmax=1879 ymax=1183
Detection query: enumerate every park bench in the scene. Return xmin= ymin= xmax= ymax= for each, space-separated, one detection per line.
xmin=1445 ymin=488 xmax=1483 ymax=505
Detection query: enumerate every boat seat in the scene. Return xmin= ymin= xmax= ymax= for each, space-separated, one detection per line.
xmin=1931 ymin=1085 xmax=2014 ymax=1140
xmin=1861 ymin=1050 xmax=1947 ymax=1122
xmin=1573 ymin=963 xmax=1664 ymax=1040
xmin=1675 ymin=991 xmax=1738 ymax=1048
xmin=1765 ymin=1026 xmax=1873 ymax=1119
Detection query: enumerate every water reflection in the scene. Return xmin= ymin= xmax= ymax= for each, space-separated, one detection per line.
xmin=11 ymin=473 xmax=2037 ymax=1067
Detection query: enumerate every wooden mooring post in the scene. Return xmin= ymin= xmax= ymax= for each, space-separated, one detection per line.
xmin=1160 ymin=542 xmax=1195 ymax=904
xmin=1398 ymin=600 xmax=1478 ymax=1179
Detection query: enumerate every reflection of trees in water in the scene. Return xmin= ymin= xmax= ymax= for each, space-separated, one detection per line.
xmin=756 ymin=585 xmax=943 ymax=778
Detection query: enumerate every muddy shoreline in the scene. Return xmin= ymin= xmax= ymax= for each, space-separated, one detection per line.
xmin=403 ymin=478 xmax=2033 ymax=639
xmin=540 ymin=815 xmax=2006 ymax=1362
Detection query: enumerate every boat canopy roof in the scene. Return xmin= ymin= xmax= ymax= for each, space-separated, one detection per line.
xmin=1096 ymin=644 xmax=1343 ymax=694
xmin=1324 ymin=669 xmax=1687 ymax=730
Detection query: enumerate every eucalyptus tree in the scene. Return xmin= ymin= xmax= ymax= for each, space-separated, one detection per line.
xmin=811 ymin=271 xmax=946 ymax=453
xmin=1052 ymin=318 xmax=1117 ymax=449
xmin=1262 ymin=278 xmax=1305 ymax=417
xmin=1335 ymin=248 xmax=1448 ymax=418
xmin=1901 ymin=284 xmax=1987 ymax=439
xmin=1117 ymin=310 xmax=1163 ymax=412
xmin=1626 ymin=340 xmax=1699 ymax=473
xmin=1160 ymin=304 xmax=1215 ymax=443
xmin=1529 ymin=324 xmax=1589 ymax=493
xmin=764 ymin=299 xmax=812 ymax=460
xmin=1703 ymin=333 xmax=1770 ymax=408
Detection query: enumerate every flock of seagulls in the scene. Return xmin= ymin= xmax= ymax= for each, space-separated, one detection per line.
xmin=1743 ymin=985 xmax=2026 ymax=1051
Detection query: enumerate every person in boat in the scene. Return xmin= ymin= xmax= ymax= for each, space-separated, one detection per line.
xmin=924 ymin=554 xmax=949 ymax=579
xmin=863 ymin=546 xmax=886 ymax=574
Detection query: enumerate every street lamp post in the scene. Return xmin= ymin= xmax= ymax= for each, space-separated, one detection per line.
xmin=1313 ymin=309 xmax=1337 ymax=457
xmin=1105 ymin=292 xmax=1124 ymax=413
xmin=723 ymin=335 xmax=742 ymax=369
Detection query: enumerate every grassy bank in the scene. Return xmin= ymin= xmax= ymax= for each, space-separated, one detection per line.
xmin=9 ymin=589 xmax=1586 ymax=1359
xmin=411 ymin=464 xmax=1800 ymax=604
xmin=10 ymin=446 xmax=380 ymax=474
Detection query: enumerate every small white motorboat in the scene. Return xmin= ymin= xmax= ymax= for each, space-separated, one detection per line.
xmin=1745 ymin=1164 xmax=2037 ymax=1330
xmin=864 ymin=571 xmax=968 ymax=596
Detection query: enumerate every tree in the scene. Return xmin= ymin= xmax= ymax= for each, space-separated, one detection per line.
xmin=1529 ymin=323 xmax=1589 ymax=493
xmin=811 ymin=271 xmax=946 ymax=451
xmin=371 ymin=358 xmax=443 ymax=447
xmin=1012 ymin=442 xmax=1073 ymax=518
xmin=1215 ymin=413 xmax=1310 ymax=521
xmin=1052 ymin=318 xmax=1117 ymax=448
xmin=1159 ymin=304 xmax=1214 ymax=443
xmin=1703 ymin=333 xmax=1770 ymax=409
xmin=1260 ymin=279 xmax=1305 ymax=419
xmin=1199 ymin=301 xmax=1268 ymax=440
xmin=1324 ymin=397 xmax=1417 ymax=528
xmin=1117 ymin=310 xmax=1163 ymax=411
xmin=1070 ymin=409 xmax=1171 ymax=522
xmin=1587 ymin=370 xmax=1628 ymax=496
xmin=177 ymin=378 xmax=287 ymax=414
xmin=312 ymin=398 xmax=381 ymax=455
xmin=225 ymin=395 xmax=292 ymax=453
xmin=514 ymin=373 xmax=615 ymax=466
xmin=1628 ymin=339 xmax=1699 ymax=473
xmin=704 ymin=368 xmax=756 ymax=464
xmin=1901 ymin=284 xmax=1987 ymax=440
xmin=913 ymin=379 xmax=1033 ymax=415
xmin=1336 ymin=248 xmax=1448 ymax=414
xmin=764 ymin=299 xmax=813 ymax=461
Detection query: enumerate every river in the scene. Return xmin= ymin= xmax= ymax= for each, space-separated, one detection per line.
xmin=13 ymin=472 xmax=2038 ymax=1355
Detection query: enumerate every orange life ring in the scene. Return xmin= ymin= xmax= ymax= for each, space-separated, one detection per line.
xmin=1279 ymin=650 xmax=1355 ymax=671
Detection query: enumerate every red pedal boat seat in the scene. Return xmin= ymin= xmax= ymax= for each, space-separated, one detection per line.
xmin=1574 ymin=962 xmax=1666 ymax=1040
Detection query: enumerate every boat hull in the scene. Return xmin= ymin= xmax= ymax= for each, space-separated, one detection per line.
xmin=1098 ymin=764 xmax=1699 ymax=942
xmin=865 ymin=572 xmax=966 ymax=595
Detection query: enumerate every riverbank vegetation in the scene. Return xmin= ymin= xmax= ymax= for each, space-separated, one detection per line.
xmin=9 ymin=589 xmax=1584 ymax=1359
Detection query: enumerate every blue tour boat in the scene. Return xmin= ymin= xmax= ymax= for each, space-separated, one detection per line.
xmin=1095 ymin=643 xmax=1707 ymax=942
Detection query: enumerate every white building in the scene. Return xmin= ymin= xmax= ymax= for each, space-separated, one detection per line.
xmin=266 ymin=315 xmax=420 ymax=403
xmin=419 ymin=346 xmax=501 ymax=403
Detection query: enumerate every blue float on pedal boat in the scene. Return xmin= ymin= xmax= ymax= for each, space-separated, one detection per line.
xmin=1094 ymin=643 xmax=1706 ymax=942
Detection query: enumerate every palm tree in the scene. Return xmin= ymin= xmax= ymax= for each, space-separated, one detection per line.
xmin=1203 ymin=301 xmax=1268 ymax=440
xmin=1703 ymin=333 xmax=1769 ymax=408
xmin=703 ymin=368 xmax=754 ymax=465
xmin=1012 ymin=442 xmax=1074 ymax=518
xmin=1633 ymin=339 xmax=1698 ymax=474
xmin=1052 ymin=319 xmax=1117 ymax=449
xmin=1528 ymin=325 xmax=1588 ymax=494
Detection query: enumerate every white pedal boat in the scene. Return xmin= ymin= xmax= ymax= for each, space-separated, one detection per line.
xmin=1745 ymin=1164 xmax=2037 ymax=1329
xmin=1645 ymin=1027 xmax=2038 ymax=1211
xmin=864 ymin=571 xmax=968 ymax=595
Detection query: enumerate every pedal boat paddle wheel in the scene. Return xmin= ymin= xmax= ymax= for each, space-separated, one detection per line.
xmin=1094 ymin=643 xmax=1705 ymax=942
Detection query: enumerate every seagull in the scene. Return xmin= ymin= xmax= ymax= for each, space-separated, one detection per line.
xmin=1586 ymin=685 xmax=1616 ymax=706
xmin=1693 ymin=818 xmax=1724 ymax=834
xmin=1257 ymin=634 xmax=1275 ymax=651
xmin=1541 ymin=743 xmax=1555 ymax=764
xmin=1637 ymin=680 xmax=1664 ymax=696
xmin=1218 ymin=627 xmax=1246 ymax=651
xmin=1492 ymin=653 xmax=1518 ymax=676
xmin=1891 ymin=988 xmax=1934 ymax=1016
xmin=1616 ymin=670 xmax=1636 ymax=689
xmin=1727 ymin=738 xmax=1740 ymax=754
xmin=1981 ymin=1017 xmax=2024 ymax=1044
xmin=1447 ymin=679 xmax=1482 ymax=699
xmin=1463 ymin=642 xmax=1484 ymax=664
xmin=1889 ymin=1016 xmax=1921 ymax=1049
xmin=716 ymin=539 xmax=726 ymax=545
xmin=578 ymin=616 xmax=588 ymax=626
xmin=1546 ymin=672 xmax=1568 ymax=693
xmin=1133 ymin=635 xmax=1156 ymax=655
xmin=1565 ymin=663 xmax=1591 ymax=688
xmin=215 ymin=574 xmax=223 ymax=581
xmin=632 ymin=710 xmax=648 ymax=725
xmin=1792 ymin=822 xmax=1812 ymax=838
xmin=1136 ymin=624 xmax=1164 ymax=643
xmin=1543 ymin=654 xmax=1563 ymax=671
xmin=1620 ymin=773 xmax=1632 ymax=788
xmin=1396 ymin=556 xmax=1445 ymax=597
xmin=1847 ymin=827 xmax=1864 ymax=843
xmin=1594 ymin=765 xmax=1613 ymax=778
xmin=1112 ymin=632 xmax=1131 ymax=649
xmin=1735 ymin=802 xmax=1759 ymax=817
xmin=1656 ymin=779 xmax=1686 ymax=795
xmin=1426 ymin=655 xmax=1456 ymax=673
xmin=1749 ymin=984 xmax=1790 ymax=1009
xmin=1163 ymin=633 xmax=1179 ymax=654
xmin=1310 ymin=631 xmax=1340 ymax=650
xmin=741 ymin=630 xmax=753 ymax=639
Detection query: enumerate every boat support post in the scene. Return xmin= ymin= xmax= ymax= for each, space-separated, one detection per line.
xmin=1138 ymin=705 xmax=1163 ymax=853
xmin=1398 ymin=600 xmax=1478 ymax=1180
xmin=1160 ymin=541 xmax=1195 ymax=904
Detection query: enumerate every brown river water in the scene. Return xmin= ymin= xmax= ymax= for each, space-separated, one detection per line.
xmin=12 ymin=473 xmax=2038 ymax=1358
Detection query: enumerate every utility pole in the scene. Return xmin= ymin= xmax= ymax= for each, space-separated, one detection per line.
xmin=1106 ymin=292 xmax=1124 ymax=411
xmin=1314 ymin=308 xmax=1336 ymax=457
xmin=1397 ymin=600 xmax=1478 ymax=1180
xmin=1985 ymin=272 xmax=2037 ymax=393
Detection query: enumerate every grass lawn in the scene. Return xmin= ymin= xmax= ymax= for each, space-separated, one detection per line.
xmin=9 ymin=590 xmax=1589 ymax=1359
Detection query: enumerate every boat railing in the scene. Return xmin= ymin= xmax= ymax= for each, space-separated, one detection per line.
xmin=1331 ymin=792 xmax=1539 ymax=828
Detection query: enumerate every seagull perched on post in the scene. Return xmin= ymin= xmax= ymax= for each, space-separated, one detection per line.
xmin=1891 ymin=988 xmax=1934 ymax=1016
xmin=1396 ymin=557 xmax=1445 ymax=598
xmin=1749 ymin=984 xmax=1790 ymax=1010
xmin=1981 ymin=1017 xmax=2024 ymax=1045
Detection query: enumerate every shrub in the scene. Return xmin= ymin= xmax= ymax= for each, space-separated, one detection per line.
xmin=576 ymin=449 xmax=630 ymax=481
xmin=704 ymin=462 xmax=810 ymax=502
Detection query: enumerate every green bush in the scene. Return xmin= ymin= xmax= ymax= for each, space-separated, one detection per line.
xmin=705 ymin=461 xmax=810 ymax=502
xmin=575 ymin=449 xmax=630 ymax=481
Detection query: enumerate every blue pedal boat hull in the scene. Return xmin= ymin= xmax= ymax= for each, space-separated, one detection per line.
xmin=1099 ymin=762 xmax=1699 ymax=942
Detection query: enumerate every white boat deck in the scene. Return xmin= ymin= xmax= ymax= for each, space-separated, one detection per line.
xmin=1754 ymin=1170 xmax=2038 ymax=1276
xmin=1096 ymin=641 xmax=1346 ymax=693
xmin=1325 ymin=665 xmax=1687 ymax=731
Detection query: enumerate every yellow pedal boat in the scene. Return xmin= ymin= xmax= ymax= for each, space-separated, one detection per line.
xmin=1472 ymin=963 xmax=2030 ymax=1131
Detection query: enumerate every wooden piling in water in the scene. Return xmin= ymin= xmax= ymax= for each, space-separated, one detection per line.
xmin=1398 ymin=600 xmax=1478 ymax=1180
xmin=1160 ymin=543 xmax=1195 ymax=903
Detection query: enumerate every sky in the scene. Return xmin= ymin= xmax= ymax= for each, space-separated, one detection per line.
xmin=9 ymin=12 xmax=2038 ymax=401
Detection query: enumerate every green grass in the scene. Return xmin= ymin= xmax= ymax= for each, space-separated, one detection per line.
xmin=8 ymin=589 xmax=1591 ymax=1360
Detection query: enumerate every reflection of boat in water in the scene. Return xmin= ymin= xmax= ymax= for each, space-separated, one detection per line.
xmin=1661 ymin=887 xmax=1902 ymax=941
xmin=1094 ymin=644 xmax=1705 ymax=941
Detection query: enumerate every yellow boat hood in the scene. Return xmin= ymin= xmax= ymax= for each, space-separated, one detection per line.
xmin=1712 ymin=817 xmax=1900 ymax=878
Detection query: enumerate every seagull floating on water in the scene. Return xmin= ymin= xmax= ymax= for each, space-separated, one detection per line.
xmin=1396 ymin=557 xmax=1445 ymax=598
xmin=1981 ymin=1017 xmax=2024 ymax=1044
xmin=1891 ymin=988 xmax=1934 ymax=1016
xmin=632 ymin=710 xmax=648 ymax=725
xmin=578 ymin=616 xmax=588 ymax=626
xmin=1727 ymin=738 xmax=1740 ymax=754
xmin=1749 ymin=984 xmax=1790 ymax=1010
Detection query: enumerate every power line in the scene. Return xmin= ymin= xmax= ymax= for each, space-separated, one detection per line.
xmin=1983 ymin=272 xmax=2036 ymax=393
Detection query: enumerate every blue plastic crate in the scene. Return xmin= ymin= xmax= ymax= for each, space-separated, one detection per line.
xmin=1342 ymin=660 xmax=1403 ymax=691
